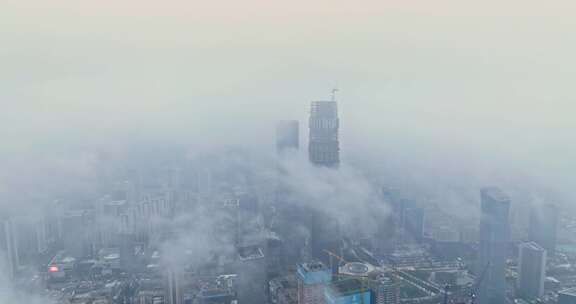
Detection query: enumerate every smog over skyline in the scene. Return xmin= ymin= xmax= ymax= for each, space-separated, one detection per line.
xmin=1 ymin=1 xmax=576 ymax=304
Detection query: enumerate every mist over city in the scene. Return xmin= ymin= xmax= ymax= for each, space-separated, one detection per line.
xmin=1 ymin=1 xmax=576 ymax=304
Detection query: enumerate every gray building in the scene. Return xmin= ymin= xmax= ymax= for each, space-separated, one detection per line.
xmin=60 ymin=210 xmax=95 ymax=258
xmin=276 ymin=120 xmax=299 ymax=154
xmin=308 ymin=100 xmax=339 ymax=167
xmin=517 ymin=242 xmax=546 ymax=299
xmin=558 ymin=288 xmax=576 ymax=304
xmin=297 ymin=261 xmax=332 ymax=304
xmin=477 ymin=187 xmax=511 ymax=304
xmin=372 ymin=273 xmax=400 ymax=304
xmin=310 ymin=212 xmax=341 ymax=268
xmin=4 ymin=216 xmax=48 ymax=268
xmin=166 ymin=269 xmax=183 ymax=304
xmin=308 ymin=99 xmax=341 ymax=263
xmin=404 ymin=206 xmax=424 ymax=243
xmin=236 ymin=244 xmax=267 ymax=304
xmin=528 ymin=203 xmax=558 ymax=256
xmin=0 ymin=219 xmax=20 ymax=280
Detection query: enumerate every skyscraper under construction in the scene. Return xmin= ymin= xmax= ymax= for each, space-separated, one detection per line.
xmin=308 ymin=94 xmax=342 ymax=265
xmin=308 ymin=99 xmax=339 ymax=167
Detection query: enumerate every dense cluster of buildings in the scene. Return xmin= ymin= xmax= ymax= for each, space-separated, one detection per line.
xmin=2 ymin=93 xmax=576 ymax=304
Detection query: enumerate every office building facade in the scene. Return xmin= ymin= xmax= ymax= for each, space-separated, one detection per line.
xmin=308 ymin=101 xmax=339 ymax=167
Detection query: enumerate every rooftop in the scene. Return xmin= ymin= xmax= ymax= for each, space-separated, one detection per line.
xmin=327 ymin=279 xmax=368 ymax=297
xmin=339 ymin=262 xmax=376 ymax=277
xmin=237 ymin=245 xmax=264 ymax=261
xmin=300 ymin=261 xmax=328 ymax=273
xmin=520 ymin=241 xmax=545 ymax=252
xmin=559 ymin=287 xmax=576 ymax=297
xmin=481 ymin=187 xmax=510 ymax=203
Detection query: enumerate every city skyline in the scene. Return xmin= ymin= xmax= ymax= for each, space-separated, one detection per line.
xmin=2 ymin=1 xmax=576 ymax=304
xmin=1 ymin=97 xmax=573 ymax=304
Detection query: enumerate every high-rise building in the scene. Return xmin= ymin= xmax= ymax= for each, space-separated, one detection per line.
xmin=197 ymin=168 xmax=213 ymax=203
xmin=276 ymin=120 xmax=299 ymax=154
xmin=60 ymin=210 xmax=94 ymax=258
xmin=275 ymin=119 xmax=306 ymax=267
xmin=166 ymin=269 xmax=183 ymax=304
xmin=236 ymin=245 xmax=267 ymax=304
xmin=4 ymin=216 xmax=48 ymax=267
xmin=404 ymin=206 xmax=424 ymax=243
xmin=119 ymin=232 xmax=135 ymax=270
xmin=0 ymin=219 xmax=20 ymax=279
xmin=558 ymin=288 xmax=576 ymax=304
xmin=297 ymin=261 xmax=332 ymax=304
xmin=266 ymin=233 xmax=284 ymax=278
xmin=324 ymin=279 xmax=371 ymax=304
xmin=307 ymin=98 xmax=342 ymax=263
xmin=529 ymin=203 xmax=558 ymax=256
xmin=517 ymin=242 xmax=546 ymax=300
xmin=310 ymin=212 xmax=341 ymax=268
xmin=477 ymin=187 xmax=511 ymax=304
xmin=269 ymin=274 xmax=298 ymax=304
xmin=372 ymin=274 xmax=400 ymax=304
xmin=378 ymin=187 xmax=402 ymax=254
xmin=308 ymin=100 xmax=339 ymax=167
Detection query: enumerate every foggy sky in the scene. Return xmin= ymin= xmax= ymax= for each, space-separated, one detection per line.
xmin=1 ymin=0 xmax=575 ymax=208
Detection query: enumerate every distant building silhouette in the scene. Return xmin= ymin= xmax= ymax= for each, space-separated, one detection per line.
xmin=276 ymin=120 xmax=299 ymax=154
xmin=310 ymin=212 xmax=341 ymax=268
xmin=0 ymin=219 xmax=20 ymax=280
xmin=529 ymin=203 xmax=558 ymax=256
xmin=404 ymin=206 xmax=424 ymax=243
xmin=477 ymin=187 xmax=510 ymax=304
xmin=517 ymin=242 xmax=546 ymax=299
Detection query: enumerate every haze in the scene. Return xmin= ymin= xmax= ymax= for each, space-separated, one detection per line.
xmin=2 ymin=0 xmax=574 ymax=206
xmin=1 ymin=1 xmax=576 ymax=304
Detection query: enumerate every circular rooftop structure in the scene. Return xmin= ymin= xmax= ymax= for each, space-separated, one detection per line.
xmin=347 ymin=263 xmax=369 ymax=273
xmin=339 ymin=262 xmax=375 ymax=277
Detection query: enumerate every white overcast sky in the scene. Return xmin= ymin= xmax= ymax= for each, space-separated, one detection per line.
xmin=1 ymin=0 xmax=575 ymax=203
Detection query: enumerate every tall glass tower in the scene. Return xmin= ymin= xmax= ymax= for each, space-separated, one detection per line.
xmin=478 ymin=187 xmax=511 ymax=304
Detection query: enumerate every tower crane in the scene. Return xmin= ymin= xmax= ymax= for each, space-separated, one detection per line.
xmin=324 ymin=249 xmax=347 ymax=273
